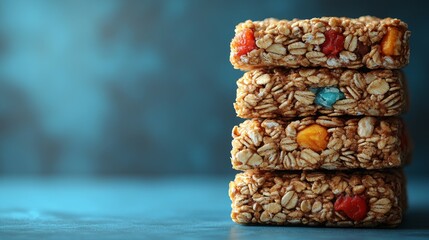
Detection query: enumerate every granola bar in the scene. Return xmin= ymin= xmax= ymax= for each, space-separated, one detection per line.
xmin=229 ymin=169 xmax=405 ymax=227
xmin=235 ymin=68 xmax=407 ymax=118
xmin=230 ymin=17 xmax=410 ymax=70
xmin=231 ymin=117 xmax=408 ymax=170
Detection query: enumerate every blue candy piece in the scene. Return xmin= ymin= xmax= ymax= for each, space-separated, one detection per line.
xmin=314 ymin=87 xmax=345 ymax=109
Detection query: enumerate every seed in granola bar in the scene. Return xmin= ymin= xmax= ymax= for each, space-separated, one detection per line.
xmin=312 ymin=87 xmax=345 ymax=109
xmin=334 ymin=195 xmax=368 ymax=221
xmin=321 ymin=30 xmax=345 ymax=57
xmin=296 ymin=124 xmax=329 ymax=152
xmin=381 ymin=27 xmax=402 ymax=56
xmin=232 ymin=28 xmax=256 ymax=58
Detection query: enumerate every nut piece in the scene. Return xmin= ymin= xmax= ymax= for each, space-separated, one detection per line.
xmin=358 ymin=117 xmax=376 ymax=138
xmin=367 ymin=79 xmax=389 ymax=95
xmin=381 ymin=27 xmax=402 ymax=56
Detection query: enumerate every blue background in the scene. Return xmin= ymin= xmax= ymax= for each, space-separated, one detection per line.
xmin=0 ymin=0 xmax=427 ymax=176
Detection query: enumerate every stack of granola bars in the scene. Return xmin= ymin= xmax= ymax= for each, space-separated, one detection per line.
xmin=228 ymin=16 xmax=411 ymax=227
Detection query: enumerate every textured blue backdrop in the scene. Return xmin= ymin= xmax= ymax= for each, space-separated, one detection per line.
xmin=0 ymin=0 xmax=426 ymax=176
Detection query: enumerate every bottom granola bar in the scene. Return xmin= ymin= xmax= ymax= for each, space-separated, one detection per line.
xmin=229 ymin=170 xmax=405 ymax=227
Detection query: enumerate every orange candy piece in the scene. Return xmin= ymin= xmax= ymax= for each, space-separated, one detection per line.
xmin=381 ymin=27 xmax=402 ymax=56
xmin=296 ymin=124 xmax=329 ymax=152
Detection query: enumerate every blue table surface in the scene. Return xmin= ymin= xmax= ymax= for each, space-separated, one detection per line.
xmin=0 ymin=176 xmax=429 ymax=240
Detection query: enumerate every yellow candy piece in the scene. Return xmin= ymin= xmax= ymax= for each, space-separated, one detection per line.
xmin=381 ymin=27 xmax=402 ymax=56
xmin=296 ymin=124 xmax=329 ymax=152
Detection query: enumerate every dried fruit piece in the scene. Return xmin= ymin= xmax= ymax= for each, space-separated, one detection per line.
xmin=311 ymin=87 xmax=345 ymax=109
xmin=231 ymin=28 xmax=256 ymax=57
xmin=334 ymin=195 xmax=368 ymax=221
xmin=381 ymin=27 xmax=402 ymax=56
xmin=356 ymin=41 xmax=370 ymax=57
xmin=321 ymin=30 xmax=345 ymax=57
xmin=296 ymin=124 xmax=329 ymax=152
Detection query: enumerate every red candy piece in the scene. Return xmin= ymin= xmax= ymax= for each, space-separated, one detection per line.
xmin=321 ymin=30 xmax=345 ymax=57
xmin=232 ymin=28 xmax=256 ymax=58
xmin=334 ymin=195 xmax=368 ymax=221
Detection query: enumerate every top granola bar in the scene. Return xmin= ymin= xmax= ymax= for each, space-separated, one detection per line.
xmin=230 ymin=16 xmax=410 ymax=70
